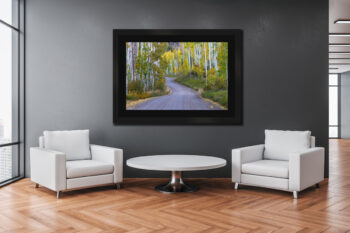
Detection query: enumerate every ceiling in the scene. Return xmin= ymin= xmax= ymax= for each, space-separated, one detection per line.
xmin=329 ymin=0 xmax=350 ymax=74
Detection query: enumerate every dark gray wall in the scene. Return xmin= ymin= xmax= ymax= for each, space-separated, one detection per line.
xmin=25 ymin=0 xmax=329 ymax=178
xmin=341 ymin=72 xmax=350 ymax=139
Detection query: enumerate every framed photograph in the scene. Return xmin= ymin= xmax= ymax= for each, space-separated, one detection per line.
xmin=113 ymin=29 xmax=243 ymax=125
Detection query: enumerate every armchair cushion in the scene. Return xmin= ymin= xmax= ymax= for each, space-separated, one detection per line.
xmin=242 ymin=160 xmax=289 ymax=179
xmin=44 ymin=130 xmax=91 ymax=161
xmin=66 ymin=160 xmax=114 ymax=178
xmin=264 ymin=130 xmax=311 ymax=161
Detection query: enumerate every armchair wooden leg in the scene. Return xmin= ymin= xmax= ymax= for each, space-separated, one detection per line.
xmin=234 ymin=183 xmax=239 ymax=190
xmin=116 ymin=183 xmax=121 ymax=190
xmin=35 ymin=183 xmax=39 ymax=188
xmin=293 ymin=191 xmax=298 ymax=199
xmin=57 ymin=191 xmax=61 ymax=199
xmin=315 ymin=183 xmax=320 ymax=189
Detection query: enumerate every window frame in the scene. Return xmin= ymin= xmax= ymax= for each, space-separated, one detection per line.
xmin=329 ymin=73 xmax=340 ymax=139
xmin=0 ymin=0 xmax=25 ymax=186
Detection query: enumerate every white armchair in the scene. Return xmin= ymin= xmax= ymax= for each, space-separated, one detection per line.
xmin=232 ymin=130 xmax=324 ymax=199
xmin=30 ymin=130 xmax=123 ymax=198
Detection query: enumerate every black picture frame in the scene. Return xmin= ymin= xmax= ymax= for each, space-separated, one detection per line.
xmin=113 ymin=29 xmax=243 ymax=125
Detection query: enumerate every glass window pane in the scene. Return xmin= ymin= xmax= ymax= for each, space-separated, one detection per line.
xmin=329 ymin=74 xmax=338 ymax=86
xmin=0 ymin=0 xmax=18 ymax=28
xmin=329 ymin=126 xmax=338 ymax=138
xmin=0 ymin=0 xmax=21 ymax=185
xmin=0 ymin=145 xmax=18 ymax=183
xmin=329 ymin=86 xmax=338 ymax=125
xmin=0 ymin=25 xmax=18 ymax=144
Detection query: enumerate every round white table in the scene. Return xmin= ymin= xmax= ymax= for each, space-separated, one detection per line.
xmin=126 ymin=155 xmax=227 ymax=193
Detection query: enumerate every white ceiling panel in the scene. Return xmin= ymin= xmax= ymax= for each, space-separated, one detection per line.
xmin=329 ymin=0 xmax=350 ymax=73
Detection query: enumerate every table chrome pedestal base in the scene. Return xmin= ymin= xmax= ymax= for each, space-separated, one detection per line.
xmin=155 ymin=171 xmax=198 ymax=193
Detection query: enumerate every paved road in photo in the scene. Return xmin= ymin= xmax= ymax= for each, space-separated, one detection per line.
xmin=131 ymin=77 xmax=223 ymax=110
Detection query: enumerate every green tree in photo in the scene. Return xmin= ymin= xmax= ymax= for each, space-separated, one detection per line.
xmin=217 ymin=42 xmax=228 ymax=80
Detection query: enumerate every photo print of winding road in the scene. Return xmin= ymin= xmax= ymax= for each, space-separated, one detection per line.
xmin=126 ymin=42 xmax=228 ymax=110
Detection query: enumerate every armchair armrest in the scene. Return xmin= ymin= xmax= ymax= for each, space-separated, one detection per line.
xmin=232 ymin=144 xmax=264 ymax=183
xmin=30 ymin=147 xmax=67 ymax=191
xmin=289 ymin=147 xmax=325 ymax=191
xmin=90 ymin=145 xmax=123 ymax=183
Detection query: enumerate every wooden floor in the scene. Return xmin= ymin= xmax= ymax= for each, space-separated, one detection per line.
xmin=1 ymin=140 xmax=350 ymax=232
